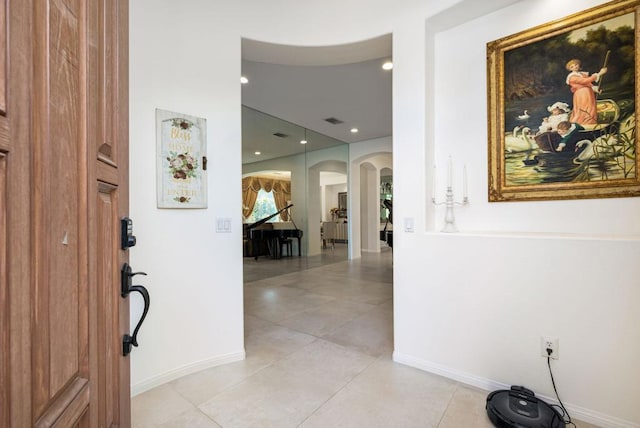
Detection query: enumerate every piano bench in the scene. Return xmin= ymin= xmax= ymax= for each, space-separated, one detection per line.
xmin=280 ymin=238 xmax=293 ymax=257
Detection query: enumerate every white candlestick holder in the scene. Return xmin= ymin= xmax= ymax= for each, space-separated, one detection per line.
xmin=432 ymin=186 xmax=468 ymax=233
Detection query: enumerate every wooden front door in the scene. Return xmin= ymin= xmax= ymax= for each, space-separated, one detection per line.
xmin=2 ymin=0 xmax=131 ymax=426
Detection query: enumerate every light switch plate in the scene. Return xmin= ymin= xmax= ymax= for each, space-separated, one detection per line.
xmin=216 ymin=217 xmax=232 ymax=233
xmin=404 ymin=217 xmax=414 ymax=233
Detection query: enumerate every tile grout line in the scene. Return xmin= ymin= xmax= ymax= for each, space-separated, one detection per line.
xmin=295 ymin=354 xmax=384 ymax=428
xmin=435 ymin=382 xmax=460 ymax=427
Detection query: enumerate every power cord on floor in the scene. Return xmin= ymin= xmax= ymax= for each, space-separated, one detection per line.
xmin=546 ymin=348 xmax=576 ymax=427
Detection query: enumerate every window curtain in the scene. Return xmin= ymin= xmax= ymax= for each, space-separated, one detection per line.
xmin=242 ymin=177 xmax=261 ymax=219
xmin=242 ymin=177 xmax=292 ymax=221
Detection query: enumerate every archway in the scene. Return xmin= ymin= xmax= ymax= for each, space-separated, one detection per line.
xmin=349 ymin=151 xmax=392 ymax=259
xmin=308 ymin=159 xmax=348 ymax=257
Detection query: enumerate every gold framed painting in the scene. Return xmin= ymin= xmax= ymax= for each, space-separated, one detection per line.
xmin=487 ymin=0 xmax=639 ymax=202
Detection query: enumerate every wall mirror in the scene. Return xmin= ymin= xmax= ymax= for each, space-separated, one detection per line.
xmin=241 ymin=34 xmax=391 ymax=273
xmin=242 ymin=105 xmax=349 ymax=268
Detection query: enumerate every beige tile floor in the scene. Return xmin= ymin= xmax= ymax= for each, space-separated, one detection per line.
xmin=132 ymin=245 xmax=598 ymax=428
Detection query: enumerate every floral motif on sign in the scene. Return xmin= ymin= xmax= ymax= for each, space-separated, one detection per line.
xmin=174 ymin=196 xmax=191 ymax=203
xmin=166 ymin=151 xmax=198 ymax=180
xmin=171 ymin=118 xmax=193 ymax=130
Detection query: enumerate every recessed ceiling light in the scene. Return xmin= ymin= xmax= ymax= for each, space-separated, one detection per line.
xmin=240 ymin=76 xmax=249 ymax=84
xmin=300 ymin=140 xmax=308 ymax=145
xmin=382 ymin=61 xmax=393 ymax=70
xmin=350 ymin=128 xmax=359 ymax=133
xmin=254 ymin=151 xmax=261 ymax=155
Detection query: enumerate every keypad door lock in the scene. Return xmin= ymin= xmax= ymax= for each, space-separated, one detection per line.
xmin=121 ymin=216 xmax=137 ymax=249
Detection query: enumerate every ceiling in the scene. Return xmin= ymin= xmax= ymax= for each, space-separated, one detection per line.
xmin=241 ymin=35 xmax=392 ymax=165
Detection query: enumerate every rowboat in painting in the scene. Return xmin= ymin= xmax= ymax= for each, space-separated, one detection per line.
xmin=533 ymin=99 xmax=621 ymax=153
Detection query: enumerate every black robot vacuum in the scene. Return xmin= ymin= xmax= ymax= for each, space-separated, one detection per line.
xmin=486 ymin=385 xmax=565 ymax=427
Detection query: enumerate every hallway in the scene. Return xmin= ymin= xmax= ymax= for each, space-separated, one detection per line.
xmin=131 ymin=248 xmax=593 ymax=427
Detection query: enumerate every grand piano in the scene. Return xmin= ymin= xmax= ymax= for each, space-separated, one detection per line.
xmin=243 ymin=204 xmax=304 ymax=259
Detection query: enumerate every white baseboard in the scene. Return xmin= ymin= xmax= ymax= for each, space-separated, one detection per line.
xmin=392 ymin=351 xmax=639 ymax=428
xmin=131 ymin=350 xmax=246 ymax=397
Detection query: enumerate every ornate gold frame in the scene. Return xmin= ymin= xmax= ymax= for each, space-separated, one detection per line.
xmin=487 ymin=0 xmax=639 ymax=202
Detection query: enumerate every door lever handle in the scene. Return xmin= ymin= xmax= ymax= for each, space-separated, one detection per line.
xmin=122 ymin=284 xmax=150 ymax=356
xmin=121 ymin=262 xmax=147 ymax=297
xmin=121 ymin=263 xmax=150 ymax=356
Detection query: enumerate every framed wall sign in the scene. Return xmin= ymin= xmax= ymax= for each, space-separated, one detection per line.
xmin=156 ymin=109 xmax=207 ymax=208
xmin=487 ymin=0 xmax=639 ymax=202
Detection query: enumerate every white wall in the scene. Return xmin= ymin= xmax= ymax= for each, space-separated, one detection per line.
xmin=129 ymin=2 xmax=246 ymax=394
xmin=394 ymin=1 xmax=639 ymax=427
xmin=130 ymin=1 xmax=640 ymax=426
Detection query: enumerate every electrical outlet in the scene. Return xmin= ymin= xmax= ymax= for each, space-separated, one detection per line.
xmin=541 ymin=336 xmax=559 ymax=359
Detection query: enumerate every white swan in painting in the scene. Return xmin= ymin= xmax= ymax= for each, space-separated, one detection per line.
xmin=572 ymin=129 xmax=622 ymax=164
xmin=512 ymin=125 xmax=522 ymax=137
xmin=505 ymin=127 xmax=538 ymax=153
xmin=573 ymin=140 xmax=595 ymax=163
xmin=517 ymin=110 xmax=530 ymax=121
